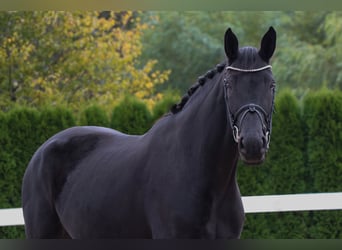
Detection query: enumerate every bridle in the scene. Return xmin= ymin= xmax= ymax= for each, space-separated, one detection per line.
xmin=223 ymin=65 xmax=274 ymax=149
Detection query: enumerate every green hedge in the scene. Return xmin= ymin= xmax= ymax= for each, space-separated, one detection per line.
xmin=303 ymin=90 xmax=342 ymax=238
xmin=6 ymin=108 xmax=41 ymax=208
xmin=151 ymin=93 xmax=179 ymax=122
xmin=0 ymin=91 xmax=341 ymax=238
xmin=1 ymin=108 xmax=41 ymax=238
xmin=0 ymin=113 xmax=16 ymax=209
xmin=79 ymin=105 xmax=109 ymax=127
xmin=110 ymin=95 xmax=152 ymax=134
xmin=38 ymin=107 xmax=76 ymax=141
xmin=304 ymin=90 xmax=342 ymax=192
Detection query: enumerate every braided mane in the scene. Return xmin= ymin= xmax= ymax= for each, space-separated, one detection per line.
xmin=170 ymin=63 xmax=226 ymax=114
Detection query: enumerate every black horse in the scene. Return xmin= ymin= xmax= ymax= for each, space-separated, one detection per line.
xmin=22 ymin=27 xmax=276 ymax=238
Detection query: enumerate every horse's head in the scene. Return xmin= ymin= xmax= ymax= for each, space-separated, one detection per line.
xmin=223 ymin=27 xmax=276 ymax=165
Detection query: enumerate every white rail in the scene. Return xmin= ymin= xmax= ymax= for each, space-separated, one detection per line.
xmin=242 ymin=192 xmax=342 ymax=213
xmin=0 ymin=208 xmax=24 ymax=227
xmin=1 ymin=192 xmax=342 ymax=227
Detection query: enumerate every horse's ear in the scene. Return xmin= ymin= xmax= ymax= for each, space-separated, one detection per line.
xmin=224 ymin=28 xmax=239 ymax=63
xmin=259 ymin=26 xmax=276 ymax=62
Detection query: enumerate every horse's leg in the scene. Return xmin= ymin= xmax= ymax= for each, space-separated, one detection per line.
xmin=22 ymin=147 xmax=71 ymax=239
xmin=22 ymin=198 xmax=70 ymax=239
xmin=214 ymin=185 xmax=245 ymax=239
xmin=147 ymin=200 xmax=211 ymax=238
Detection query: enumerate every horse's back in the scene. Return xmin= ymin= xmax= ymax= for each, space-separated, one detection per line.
xmin=23 ymin=126 xmax=126 ymax=199
xmin=22 ymin=126 xmax=138 ymax=238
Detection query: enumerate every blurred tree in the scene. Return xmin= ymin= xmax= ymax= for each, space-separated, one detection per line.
xmin=1 ymin=11 xmax=341 ymax=111
xmin=282 ymin=12 xmax=328 ymax=45
xmin=266 ymin=11 xmax=342 ymax=93
xmin=141 ymin=11 xmax=342 ymax=95
xmin=140 ymin=11 xmax=223 ymax=92
xmin=321 ymin=12 xmax=342 ymax=90
xmin=0 ymin=11 xmax=169 ymax=111
xmin=140 ymin=11 xmax=282 ymax=92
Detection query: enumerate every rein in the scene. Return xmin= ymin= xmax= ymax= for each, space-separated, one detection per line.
xmin=223 ymin=65 xmax=273 ymax=149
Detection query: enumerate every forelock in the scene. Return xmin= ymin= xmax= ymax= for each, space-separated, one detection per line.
xmin=232 ymin=47 xmax=265 ymax=69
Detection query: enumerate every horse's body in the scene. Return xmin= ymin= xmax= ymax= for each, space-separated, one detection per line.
xmin=22 ymin=27 xmax=276 ymax=238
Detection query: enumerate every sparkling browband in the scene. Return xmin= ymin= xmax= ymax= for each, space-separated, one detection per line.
xmin=226 ymin=65 xmax=272 ymax=72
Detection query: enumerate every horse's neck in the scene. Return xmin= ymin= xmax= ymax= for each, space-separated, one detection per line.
xmin=175 ymin=74 xmax=239 ymax=183
xmin=177 ymin=74 xmax=229 ymax=151
xmin=176 ymin=74 xmax=235 ymax=163
xmin=146 ymin=73 xmax=239 ymax=198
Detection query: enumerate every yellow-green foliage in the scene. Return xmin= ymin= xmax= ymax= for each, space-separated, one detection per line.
xmin=0 ymin=11 xmax=170 ymax=111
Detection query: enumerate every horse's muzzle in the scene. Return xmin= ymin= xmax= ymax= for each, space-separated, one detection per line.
xmin=238 ymin=135 xmax=268 ymax=165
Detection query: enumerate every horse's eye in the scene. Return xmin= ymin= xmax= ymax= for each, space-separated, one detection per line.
xmin=270 ymin=82 xmax=276 ymax=90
